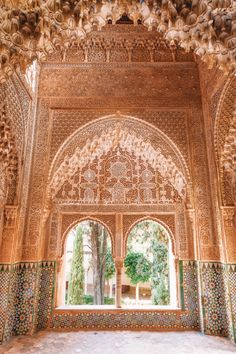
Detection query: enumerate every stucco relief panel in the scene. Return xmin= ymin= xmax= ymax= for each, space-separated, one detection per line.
xmin=39 ymin=63 xmax=200 ymax=107
xmin=22 ymin=99 xmax=51 ymax=260
xmin=189 ymin=108 xmax=219 ymax=260
xmin=50 ymin=109 xmax=190 ymax=167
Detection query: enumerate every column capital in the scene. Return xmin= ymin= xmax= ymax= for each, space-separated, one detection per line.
xmin=114 ymin=257 xmax=124 ymax=269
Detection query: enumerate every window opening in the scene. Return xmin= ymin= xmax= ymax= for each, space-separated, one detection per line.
xmin=63 ymin=220 xmax=115 ymax=306
xmin=122 ymin=219 xmax=177 ymax=307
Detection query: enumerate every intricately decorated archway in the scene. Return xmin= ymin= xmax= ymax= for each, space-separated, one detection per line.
xmin=48 ymin=114 xmax=190 ymax=207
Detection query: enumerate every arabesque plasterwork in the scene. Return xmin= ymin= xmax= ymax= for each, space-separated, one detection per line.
xmin=215 ymin=76 xmax=236 ymax=207
xmin=49 ymin=116 xmax=188 ymax=203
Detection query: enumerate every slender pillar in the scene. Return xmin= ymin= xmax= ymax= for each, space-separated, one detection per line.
xmin=115 ymin=258 xmax=124 ymax=308
xmin=56 ymin=255 xmax=66 ymax=307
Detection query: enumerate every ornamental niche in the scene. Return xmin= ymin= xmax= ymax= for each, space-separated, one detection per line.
xmin=0 ymin=0 xmax=235 ymax=83
xmin=49 ymin=120 xmax=188 ymax=206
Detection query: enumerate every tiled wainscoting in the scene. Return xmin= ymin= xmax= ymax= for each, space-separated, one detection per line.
xmin=0 ymin=262 xmax=55 ymax=344
xmin=0 ymin=261 xmax=235 ymax=344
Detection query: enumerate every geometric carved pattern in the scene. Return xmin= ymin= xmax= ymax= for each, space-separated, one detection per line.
xmin=55 ymin=146 xmax=183 ymax=205
xmin=5 ymin=78 xmax=25 ymax=154
xmin=189 ymin=109 xmax=216 ymax=257
xmin=49 ymin=116 xmax=188 ymax=202
xmin=50 ymin=110 xmax=189 ymax=166
xmin=221 ymin=109 xmax=236 ymax=204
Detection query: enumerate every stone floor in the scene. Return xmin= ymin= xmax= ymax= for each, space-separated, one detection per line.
xmin=0 ymin=331 xmax=236 ymax=354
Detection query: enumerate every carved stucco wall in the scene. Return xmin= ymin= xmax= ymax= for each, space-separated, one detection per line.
xmin=0 ymin=25 xmax=235 ymax=344
xmin=21 ymin=25 xmax=216 ymax=262
xmin=14 ymin=28 xmax=218 ymax=339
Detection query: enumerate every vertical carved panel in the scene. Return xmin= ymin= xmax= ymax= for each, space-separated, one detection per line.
xmin=189 ymin=109 xmax=219 ymax=261
xmin=47 ymin=212 xmax=59 ymax=260
xmin=0 ymin=206 xmax=17 ymax=263
xmin=23 ymin=100 xmax=51 ymax=260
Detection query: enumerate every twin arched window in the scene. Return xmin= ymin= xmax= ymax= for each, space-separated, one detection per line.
xmin=59 ymin=219 xmax=177 ymax=308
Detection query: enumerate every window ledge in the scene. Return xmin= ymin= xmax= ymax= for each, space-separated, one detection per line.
xmin=55 ymin=305 xmax=183 ymax=313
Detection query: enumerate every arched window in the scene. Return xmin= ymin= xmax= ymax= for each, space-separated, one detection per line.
xmin=58 ymin=220 xmax=115 ymax=307
xmin=122 ymin=219 xmax=177 ymax=308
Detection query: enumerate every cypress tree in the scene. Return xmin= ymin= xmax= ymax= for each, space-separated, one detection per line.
xmin=68 ymin=226 xmax=84 ymax=304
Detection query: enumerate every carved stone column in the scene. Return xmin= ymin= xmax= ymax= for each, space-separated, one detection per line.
xmin=38 ymin=206 xmax=52 ymax=259
xmin=56 ymin=256 xmax=66 ymax=307
xmin=115 ymin=257 xmax=124 ymax=308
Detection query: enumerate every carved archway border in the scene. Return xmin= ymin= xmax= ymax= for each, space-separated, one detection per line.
xmin=50 ymin=114 xmax=190 ymax=181
xmin=123 ymin=214 xmax=176 ymax=258
xmin=59 ymin=214 xmax=115 ymax=259
xmin=214 ymin=76 xmax=236 ymax=163
xmin=214 ymin=76 xmax=236 ymax=205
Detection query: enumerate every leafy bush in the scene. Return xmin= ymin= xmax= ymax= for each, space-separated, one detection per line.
xmin=104 ymin=297 xmax=115 ymax=305
xmin=83 ymin=294 xmax=93 ymax=304
xmin=82 ymin=295 xmax=114 ymax=305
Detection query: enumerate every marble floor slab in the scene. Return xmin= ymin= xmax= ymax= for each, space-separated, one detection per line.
xmin=0 ymin=331 xmax=235 ymax=354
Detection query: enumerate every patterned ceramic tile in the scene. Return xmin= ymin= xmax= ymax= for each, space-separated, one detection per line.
xmin=0 ymin=261 xmax=236 ymax=345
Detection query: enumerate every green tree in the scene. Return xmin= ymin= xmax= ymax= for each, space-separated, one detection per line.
xmin=127 ymin=220 xmax=169 ymax=305
xmin=151 ymin=241 xmax=169 ymax=305
xmin=68 ymin=227 xmax=84 ymax=304
xmin=124 ymin=252 xmax=151 ymax=304
xmin=89 ymin=221 xmax=108 ymax=305
xmin=105 ymin=248 xmax=115 ymax=298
